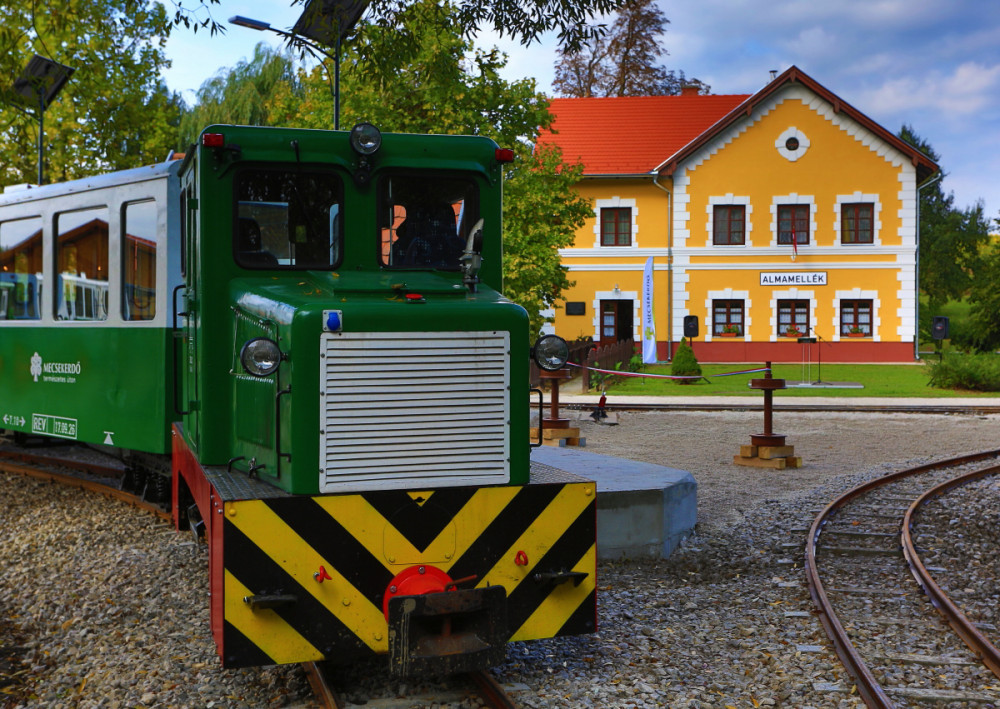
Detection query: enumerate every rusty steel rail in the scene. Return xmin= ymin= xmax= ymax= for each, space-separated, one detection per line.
xmin=467 ymin=669 xmax=519 ymax=708
xmin=0 ymin=456 xmax=170 ymax=522
xmin=902 ymin=464 xmax=1000 ymax=680
xmin=302 ymin=662 xmax=344 ymax=709
xmin=564 ymin=402 xmax=1000 ymax=415
xmin=302 ymin=662 xmax=517 ymax=709
xmin=804 ymin=448 xmax=1000 ymax=708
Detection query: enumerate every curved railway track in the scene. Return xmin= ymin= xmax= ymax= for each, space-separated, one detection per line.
xmin=564 ymin=401 xmax=1000 ymax=416
xmin=0 ymin=444 xmax=521 ymax=709
xmin=0 ymin=447 xmax=170 ymax=522
xmin=805 ymin=449 xmax=1000 ymax=707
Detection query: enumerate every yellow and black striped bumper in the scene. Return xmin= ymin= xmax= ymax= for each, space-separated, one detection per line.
xmin=215 ymin=467 xmax=596 ymax=667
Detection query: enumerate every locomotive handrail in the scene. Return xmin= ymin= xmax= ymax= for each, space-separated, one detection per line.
xmin=529 ymin=388 xmax=543 ymax=448
xmin=276 ymin=386 xmax=292 ymax=469
xmin=172 ymin=284 xmax=190 ymax=416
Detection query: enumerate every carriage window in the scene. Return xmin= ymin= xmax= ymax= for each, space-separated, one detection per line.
xmin=379 ymin=175 xmax=477 ymax=269
xmin=55 ymin=207 xmax=109 ymax=321
xmin=235 ymin=169 xmax=343 ymax=269
xmin=0 ymin=216 xmax=43 ymax=320
xmin=123 ymin=200 xmax=158 ymax=321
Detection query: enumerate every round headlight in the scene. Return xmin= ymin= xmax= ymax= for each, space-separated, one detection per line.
xmin=350 ymin=122 xmax=382 ymax=156
xmin=532 ymin=334 xmax=570 ymax=371
xmin=239 ymin=338 xmax=282 ymax=377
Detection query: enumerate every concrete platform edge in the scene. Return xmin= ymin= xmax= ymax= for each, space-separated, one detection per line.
xmin=530 ymin=446 xmax=697 ymax=561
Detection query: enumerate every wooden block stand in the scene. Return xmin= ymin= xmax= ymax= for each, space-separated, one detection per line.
xmin=734 ymin=447 xmax=803 ymax=469
xmin=530 ymin=426 xmax=585 ymax=447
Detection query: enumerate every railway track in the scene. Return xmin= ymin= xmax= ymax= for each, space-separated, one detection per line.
xmin=564 ymin=401 xmax=1000 ymax=416
xmin=0 ymin=443 xmax=522 ymax=709
xmin=304 ymin=661 xmax=519 ymax=708
xmin=0 ymin=446 xmax=171 ymax=522
xmin=805 ymin=449 xmax=1000 ymax=707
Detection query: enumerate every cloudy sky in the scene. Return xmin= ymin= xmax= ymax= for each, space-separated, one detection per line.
xmin=163 ymin=0 xmax=1000 ymax=222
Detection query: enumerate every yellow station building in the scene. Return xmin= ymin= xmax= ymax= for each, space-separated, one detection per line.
xmin=537 ymin=66 xmax=938 ymax=362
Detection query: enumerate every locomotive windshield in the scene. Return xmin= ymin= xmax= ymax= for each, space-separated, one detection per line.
xmin=234 ymin=168 xmax=343 ymax=269
xmin=379 ymin=174 xmax=478 ymax=270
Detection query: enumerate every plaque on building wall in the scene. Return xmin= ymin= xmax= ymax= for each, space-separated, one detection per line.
xmin=760 ymin=272 xmax=828 ymax=286
xmin=565 ymin=301 xmax=586 ymax=315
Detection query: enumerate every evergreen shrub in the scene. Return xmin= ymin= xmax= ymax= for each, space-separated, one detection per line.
xmin=671 ymin=341 xmax=702 ymax=380
xmin=925 ymin=353 xmax=1000 ymax=392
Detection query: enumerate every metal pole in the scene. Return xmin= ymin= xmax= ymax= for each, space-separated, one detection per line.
xmin=37 ymin=93 xmax=44 ymax=185
xmin=334 ymin=34 xmax=341 ymax=130
xmin=763 ymin=361 xmax=773 ymax=437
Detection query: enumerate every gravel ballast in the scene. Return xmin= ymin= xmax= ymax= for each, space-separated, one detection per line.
xmin=2 ymin=410 xmax=999 ymax=708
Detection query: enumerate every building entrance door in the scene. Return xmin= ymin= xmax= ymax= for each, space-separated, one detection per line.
xmin=599 ymin=300 xmax=633 ymax=346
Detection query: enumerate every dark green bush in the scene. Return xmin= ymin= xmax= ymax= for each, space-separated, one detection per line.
xmin=670 ymin=341 xmax=702 ymax=378
xmin=925 ymin=353 xmax=1000 ymax=392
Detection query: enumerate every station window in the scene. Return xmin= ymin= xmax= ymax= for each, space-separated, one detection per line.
xmin=123 ymin=200 xmax=158 ymax=321
xmin=55 ymin=207 xmax=109 ymax=321
xmin=235 ymin=169 xmax=343 ymax=269
xmin=777 ymin=205 xmax=810 ymax=245
xmin=379 ymin=174 xmax=478 ymax=269
xmin=777 ymin=299 xmax=809 ymax=336
xmin=713 ymin=205 xmax=745 ymax=245
xmin=841 ymin=203 xmax=874 ymax=244
xmin=712 ymin=299 xmax=744 ymax=335
xmin=0 ymin=216 xmax=43 ymax=320
xmin=600 ymin=207 xmax=632 ymax=246
xmin=841 ymin=299 xmax=872 ymax=336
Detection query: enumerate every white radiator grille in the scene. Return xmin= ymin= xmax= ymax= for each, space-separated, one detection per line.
xmin=319 ymin=331 xmax=510 ymax=492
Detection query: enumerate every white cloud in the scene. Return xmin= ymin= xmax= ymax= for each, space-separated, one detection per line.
xmin=861 ymin=62 xmax=1000 ymax=117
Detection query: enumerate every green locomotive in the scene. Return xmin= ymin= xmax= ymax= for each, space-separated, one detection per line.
xmin=0 ymin=123 xmax=596 ymax=674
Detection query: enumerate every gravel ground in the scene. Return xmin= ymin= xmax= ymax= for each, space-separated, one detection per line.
xmin=2 ymin=411 xmax=1000 ymax=708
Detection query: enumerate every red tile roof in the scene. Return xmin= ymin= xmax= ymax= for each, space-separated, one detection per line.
xmin=537 ymin=94 xmax=750 ymax=175
xmin=537 ymin=67 xmax=938 ymax=183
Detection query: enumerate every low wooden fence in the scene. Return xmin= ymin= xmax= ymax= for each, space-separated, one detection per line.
xmin=578 ymin=338 xmax=636 ymax=393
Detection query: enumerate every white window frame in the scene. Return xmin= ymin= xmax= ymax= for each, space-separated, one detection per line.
xmin=707 ymin=195 xmax=752 ymax=248
xmin=593 ymin=197 xmax=638 ymax=249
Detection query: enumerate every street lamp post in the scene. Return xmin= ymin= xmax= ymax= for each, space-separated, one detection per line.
xmin=231 ymin=2 xmax=368 ymax=131
xmin=230 ymin=15 xmax=343 ymax=129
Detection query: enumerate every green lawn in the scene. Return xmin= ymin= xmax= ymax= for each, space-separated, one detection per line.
xmin=602 ymin=360 xmax=1000 ymax=398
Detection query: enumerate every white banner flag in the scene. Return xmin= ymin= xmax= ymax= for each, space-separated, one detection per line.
xmin=642 ymin=256 xmax=657 ymax=364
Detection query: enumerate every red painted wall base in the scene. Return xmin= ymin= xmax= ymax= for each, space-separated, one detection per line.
xmin=660 ymin=340 xmax=915 ymax=363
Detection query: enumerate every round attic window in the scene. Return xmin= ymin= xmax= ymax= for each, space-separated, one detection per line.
xmin=776 ymin=128 xmax=809 ymax=162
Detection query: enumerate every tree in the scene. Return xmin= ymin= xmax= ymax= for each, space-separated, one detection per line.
xmin=967 ymin=234 xmax=1000 ymax=352
xmin=553 ymin=0 xmax=708 ymax=97
xmin=0 ymin=1 xmax=182 ymax=184
xmin=169 ymin=0 xmax=627 ymax=54
xmin=900 ymin=125 xmax=991 ymax=318
xmin=178 ymin=44 xmax=301 ymax=147
xmin=503 ymin=145 xmax=591 ymax=336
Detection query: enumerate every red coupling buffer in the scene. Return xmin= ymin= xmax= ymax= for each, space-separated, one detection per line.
xmin=381 ymin=565 xmax=477 ymax=621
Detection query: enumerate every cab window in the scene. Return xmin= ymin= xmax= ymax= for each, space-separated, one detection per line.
xmin=235 ymin=169 xmax=343 ymax=269
xmin=379 ymin=175 xmax=478 ymax=269
xmin=0 ymin=216 xmax=43 ymax=320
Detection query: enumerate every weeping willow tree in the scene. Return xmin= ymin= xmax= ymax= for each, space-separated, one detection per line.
xmin=177 ymin=43 xmax=303 ymax=147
